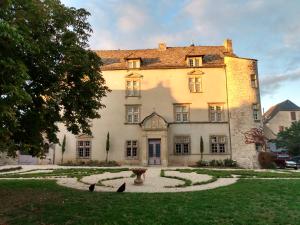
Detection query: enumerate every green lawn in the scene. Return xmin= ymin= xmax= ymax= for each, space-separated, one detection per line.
xmin=1 ymin=179 xmax=300 ymax=225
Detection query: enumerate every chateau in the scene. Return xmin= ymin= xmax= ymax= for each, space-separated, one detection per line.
xmin=52 ymin=39 xmax=261 ymax=168
xmin=1 ymin=40 xmax=262 ymax=168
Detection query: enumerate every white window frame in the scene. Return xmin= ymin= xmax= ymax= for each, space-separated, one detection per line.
xmin=128 ymin=59 xmax=141 ymax=69
xmin=209 ymin=104 xmax=224 ymax=122
xmin=126 ymin=79 xmax=140 ymax=97
xmin=187 ymin=57 xmax=202 ymax=67
xmin=77 ymin=140 xmax=91 ymax=159
xmin=126 ymin=105 xmax=140 ymax=123
xmin=253 ymin=104 xmax=260 ymax=121
xmin=250 ymin=74 xmax=258 ymax=88
xmin=188 ymin=76 xmax=202 ymax=93
xmin=210 ymin=135 xmax=226 ymax=154
xmin=174 ymin=104 xmax=190 ymax=122
xmin=174 ymin=136 xmax=190 ymax=155
xmin=126 ymin=140 xmax=138 ymax=159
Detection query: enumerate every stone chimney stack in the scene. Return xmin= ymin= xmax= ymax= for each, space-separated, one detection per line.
xmin=223 ymin=39 xmax=233 ymax=53
xmin=158 ymin=43 xmax=167 ymax=51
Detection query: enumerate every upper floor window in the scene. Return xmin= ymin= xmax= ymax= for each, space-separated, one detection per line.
xmin=174 ymin=104 xmax=190 ymax=122
xmin=126 ymin=140 xmax=138 ymax=159
xmin=127 ymin=59 xmax=141 ymax=69
xmin=291 ymin=111 xmax=296 ymax=121
xmin=253 ymin=104 xmax=260 ymax=121
xmin=77 ymin=140 xmax=91 ymax=159
xmin=209 ymin=104 xmax=224 ymax=122
xmin=210 ymin=135 xmax=226 ymax=153
xmin=189 ymin=77 xmax=202 ymax=93
xmin=174 ymin=136 xmax=190 ymax=155
xmin=126 ymin=79 xmax=140 ymax=97
xmin=187 ymin=57 xmax=202 ymax=67
xmin=250 ymin=74 xmax=258 ymax=88
xmin=278 ymin=126 xmax=284 ymax=132
xmin=126 ymin=105 xmax=140 ymax=123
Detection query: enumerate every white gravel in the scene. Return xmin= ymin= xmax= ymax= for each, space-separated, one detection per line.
xmin=0 ymin=166 xmax=240 ymax=192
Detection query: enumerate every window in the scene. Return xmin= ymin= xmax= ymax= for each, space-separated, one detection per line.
xmin=77 ymin=140 xmax=91 ymax=158
xmin=187 ymin=57 xmax=202 ymax=67
xmin=253 ymin=104 xmax=260 ymax=121
xmin=189 ymin=77 xmax=202 ymax=93
xmin=126 ymin=140 xmax=138 ymax=158
xmin=126 ymin=105 xmax=140 ymax=123
xmin=128 ymin=60 xmax=140 ymax=69
xmin=209 ymin=104 xmax=224 ymax=122
xmin=210 ymin=136 xmax=226 ymax=153
xmin=291 ymin=111 xmax=296 ymax=121
xmin=279 ymin=126 xmax=284 ymax=132
xmin=174 ymin=136 xmax=190 ymax=155
xmin=126 ymin=79 xmax=140 ymax=96
xmin=250 ymin=74 xmax=258 ymax=88
xmin=174 ymin=104 xmax=190 ymax=122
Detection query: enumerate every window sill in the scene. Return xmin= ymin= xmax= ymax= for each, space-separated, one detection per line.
xmin=77 ymin=157 xmax=91 ymax=159
xmin=189 ymin=91 xmax=203 ymax=93
xmin=124 ymin=122 xmax=140 ymax=125
xmin=125 ymin=95 xmax=141 ymax=98
xmin=125 ymin=157 xmax=138 ymax=160
xmin=254 ymin=120 xmax=261 ymax=123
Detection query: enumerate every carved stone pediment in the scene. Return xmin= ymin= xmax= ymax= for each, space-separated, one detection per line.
xmin=187 ymin=69 xmax=204 ymax=76
xmin=141 ymin=112 xmax=168 ymax=131
xmin=125 ymin=72 xmax=143 ymax=78
xmin=76 ymin=134 xmax=93 ymax=139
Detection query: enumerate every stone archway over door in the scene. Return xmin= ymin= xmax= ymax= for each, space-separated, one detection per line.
xmin=140 ymin=112 xmax=169 ymax=166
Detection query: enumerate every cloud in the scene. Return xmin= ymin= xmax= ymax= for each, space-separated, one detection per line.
xmin=116 ymin=4 xmax=148 ymax=33
xmin=260 ymin=68 xmax=300 ymax=96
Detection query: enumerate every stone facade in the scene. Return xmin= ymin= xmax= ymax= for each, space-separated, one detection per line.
xmin=50 ymin=39 xmax=262 ymax=168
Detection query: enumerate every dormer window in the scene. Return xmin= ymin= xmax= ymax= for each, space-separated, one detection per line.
xmin=186 ymin=56 xmax=202 ymax=67
xmin=126 ymin=58 xmax=141 ymax=69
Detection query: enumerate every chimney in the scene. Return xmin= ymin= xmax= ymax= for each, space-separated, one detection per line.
xmin=223 ymin=39 xmax=233 ymax=53
xmin=158 ymin=43 xmax=167 ymax=51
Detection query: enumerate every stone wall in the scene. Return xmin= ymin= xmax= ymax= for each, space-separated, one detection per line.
xmin=225 ymin=56 xmax=262 ymax=168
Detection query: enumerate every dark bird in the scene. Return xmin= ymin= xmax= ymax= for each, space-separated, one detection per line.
xmin=116 ymin=182 xmax=126 ymax=192
xmin=89 ymin=183 xmax=96 ymax=192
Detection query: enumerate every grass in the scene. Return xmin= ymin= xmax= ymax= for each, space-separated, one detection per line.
xmin=1 ymin=179 xmax=300 ymax=225
xmin=0 ymin=166 xmax=22 ymax=173
xmin=160 ymin=169 xmax=192 ymax=187
xmin=176 ymin=168 xmax=300 ymax=178
xmin=0 ymin=168 xmax=129 ymax=180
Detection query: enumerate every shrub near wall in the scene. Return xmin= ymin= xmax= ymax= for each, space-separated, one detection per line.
xmin=258 ymin=152 xmax=276 ymax=169
xmin=196 ymin=159 xmax=237 ymax=168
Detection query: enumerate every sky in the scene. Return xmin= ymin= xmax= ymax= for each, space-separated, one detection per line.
xmin=62 ymin=0 xmax=300 ymax=112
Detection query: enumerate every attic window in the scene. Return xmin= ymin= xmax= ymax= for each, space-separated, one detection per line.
xmin=187 ymin=57 xmax=202 ymax=67
xmin=127 ymin=59 xmax=140 ymax=69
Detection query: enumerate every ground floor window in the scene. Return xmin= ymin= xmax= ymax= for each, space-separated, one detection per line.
xmin=210 ymin=135 xmax=226 ymax=153
xmin=126 ymin=140 xmax=138 ymax=159
xmin=77 ymin=140 xmax=91 ymax=158
xmin=174 ymin=136 xmax=190 ymax=155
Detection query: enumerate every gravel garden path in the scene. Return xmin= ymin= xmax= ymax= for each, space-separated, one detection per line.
xmin=0 ymin=165 xmax=238 ymax=193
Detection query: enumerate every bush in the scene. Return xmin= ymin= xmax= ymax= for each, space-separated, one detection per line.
xmin=61 ymin=160 xmax=120 ymax=167
xmin=224 ymin=159 xmax=237 ymax=167
xmin=196 ymin=160 xmax=209 ymax=167
xmin=258 ymin=152 xmax=276 ymax=169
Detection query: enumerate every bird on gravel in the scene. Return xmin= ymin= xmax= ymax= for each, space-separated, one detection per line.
xmin=117 ymin=182 xmax=126 ymax=192
xmin=89 ymin=183 xmax=96 ymax=192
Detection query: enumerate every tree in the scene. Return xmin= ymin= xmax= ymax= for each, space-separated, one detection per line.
xmin=277 ymin=121 xmax=300 ymax=156
xmin=61 ymin=135 xmax=66 ymax=164
xmin=105 ymin=132 xmax=110 ymax=163
xmin=0 ymin=0 xmax=109 ymax=157
xmin=200 ymin=136 xmax=204 ymax=161
xmin=243 ymin=127 xmax=267 ymax=151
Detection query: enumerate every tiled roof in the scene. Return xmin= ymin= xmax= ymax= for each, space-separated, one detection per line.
xmin=263 ymin=100 xmax=300 ymax=123
xmin=96 ymin=45 xmax=235 ymax=70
